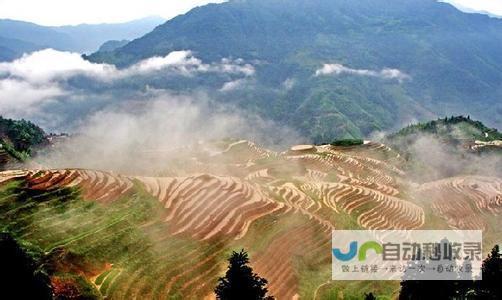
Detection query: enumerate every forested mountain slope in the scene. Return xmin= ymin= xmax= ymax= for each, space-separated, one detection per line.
xmin=87 ymin=0 xmax=502 ymax=140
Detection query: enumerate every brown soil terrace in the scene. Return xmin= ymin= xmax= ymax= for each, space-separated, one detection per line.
xmin=0 ymin=141 xmax=500 ymax=299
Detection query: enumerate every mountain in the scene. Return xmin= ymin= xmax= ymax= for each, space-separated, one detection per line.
xmin=0 ymin=36 xmax=44 ymax=61
xmin=86 ymin=0 xmax=502 ymax=141
xmin=0 ymin=19 xmax=75 ymax=55
xmin=97 ymin=39 xmax=130 ymax=52
xmin=53 ymin=16 xmax=166 ymax=53
xmin=0 ymin=16 xmax=164 ymax=59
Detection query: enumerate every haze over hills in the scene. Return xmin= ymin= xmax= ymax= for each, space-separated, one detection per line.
xmin=54 ymin=16 xmax=166 ymax=53
xmin=385 ymin=116 xmax=502 ymax=181
xmin=86 ymin=0 xmax=502 ymax=140
xmin=0 ymin=36 xmax=41 ymax=61
xmin=0 ymin=16 xmax=165 ymax=59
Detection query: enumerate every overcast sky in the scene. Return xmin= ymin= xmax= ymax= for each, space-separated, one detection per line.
xmin=0 ymin=0 xmax=500 ymax=26
xmin=0 ymin=0 xmax=226 ymax=26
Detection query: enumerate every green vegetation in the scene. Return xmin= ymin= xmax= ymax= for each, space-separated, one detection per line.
xmin=0 ymin=116 xmax=47 ymax=162
xmin=388 ymin=116 xmax=502 ymax=143
xmin=385 ymin=116 xmax=502 ymax=182
xmin=0 ymin=141 xmax=29 ymax=161
xmin=316 ymin=281 xmax=398 ymax=300
xmin=0 ymin=177 xmax=336 ymax=298
xmin=330 ymin=139 xmax=364 ymax=147
xmin=0 ymin=180 xmax=168 ymax=299
xmin=86 ymin=0 xmax=502 ymax=139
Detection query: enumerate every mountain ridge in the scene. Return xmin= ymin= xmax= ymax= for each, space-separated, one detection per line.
xmin=82 ymin=0 xmax=502 ymax=139
xmin=0 ymin=16 xmax=165 ymax=59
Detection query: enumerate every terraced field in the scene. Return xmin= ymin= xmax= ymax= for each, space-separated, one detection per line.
xmin=0 ymin=140 xmax=500 ymax=299
xmin=417 ymin=177 xmax=502 ymax=232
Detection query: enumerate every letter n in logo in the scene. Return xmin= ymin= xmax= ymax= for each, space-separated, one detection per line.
xmin=358 ymin=241 xmax=383 ymax=261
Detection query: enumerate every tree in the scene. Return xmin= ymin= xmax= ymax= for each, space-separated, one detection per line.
xmin=364 ymin=292 xmax=377 ymax=300
xmin=215 ymin=249 xmax=274 ymax=300
xmin=399 ymin=245 xmax=502 ymax=299
xmin=476 ymin=245 xmax=502 ymax=299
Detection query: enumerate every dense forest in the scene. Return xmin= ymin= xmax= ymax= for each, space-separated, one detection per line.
xmin=0 ymin=116 xmax=47 ymax=161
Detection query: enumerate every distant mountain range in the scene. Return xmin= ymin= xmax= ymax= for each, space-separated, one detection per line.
xmin=0 ymin=36 xmax=41 ymax=61
xmin=0 ymin=16 xmax=165 ymax=59
xmin=85 ymin=0 xmax=502 ymax=141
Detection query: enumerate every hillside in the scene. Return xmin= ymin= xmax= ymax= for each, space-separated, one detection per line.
xmin=0 ymin=19 xmax=75 ymax=54
xmin=384 ymin=116 xmax=502 ymax=182
xmin=0 ymin=16 xmax=164 ymax=58
xmin=388 ymin=115 xmax=502 ymax=144
xmin=85 ymin=0 xmax=502 ymax=140
xmin=0 ymin=116 xmax=47 ymax=167
xmin=97 ymin=40 xmax=130 ymax=52
xmin=0 ymin=138 xmax=501 ymax=299
xmin=0 ymin=36 xmax=43 ymax=61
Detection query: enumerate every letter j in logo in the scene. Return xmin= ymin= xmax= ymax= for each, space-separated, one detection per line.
xmin=332 ymin=241 xmax=358 ymax=261
xmin=332 ymin=241 xmax=383 ymax=261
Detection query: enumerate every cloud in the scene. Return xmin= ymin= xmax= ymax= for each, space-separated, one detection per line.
xmin=218 ymin=58 xmax=255 ymax=76
xmin=0 ymin=79 xmax=65 ymax=118
xmin=36 ymin=94 xmax=302 ymax=173
xmin=220 ymin=79 xmax=247 ymax=92
xmin=0 ymin=49 xmax=115 ymax=83
xmin=315 ymin=63 xmax=410 ymax=82
xmin=282 ymin=78 xmax=296 ymax=91
xmin=398 ymin=133 xmax=502 ymax=181
xmin=124 ymin=50 xmax=208 ymax=76
xmin=0 ymin=49 xmax=255 ymax=122
xmin=128 ymin=51 xmax=254 ymax=76
xmin=0 ymin=49 xmax=255 ymax=82
xmin=127 ymin=51 xmax=204 ymax=74
xmin=0 ymin=49 xmax=300 ymax=173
